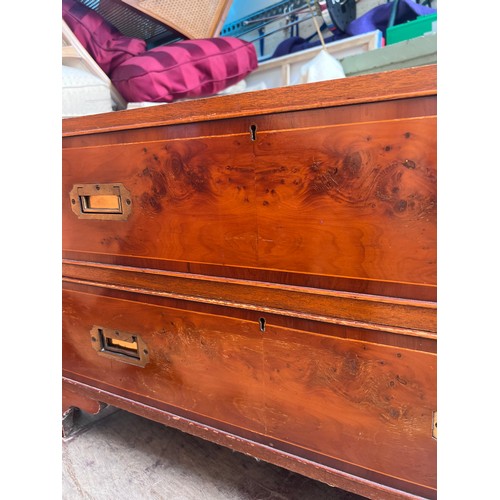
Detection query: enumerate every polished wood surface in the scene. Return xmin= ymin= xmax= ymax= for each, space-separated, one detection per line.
xmin=63 ymin=286 xmax=436 ymax=498
xmin=63 ymin=117 xmax=436 ymax=282
xmin=62 ymin=65 xmax=437 ymax=500
xmin=63 ymin=89 xmax=436 ymax=301
xmin=62 ymin=377 xmax=412 ymax=500
xmin=62 ymin=260 xmax=436 ymax=336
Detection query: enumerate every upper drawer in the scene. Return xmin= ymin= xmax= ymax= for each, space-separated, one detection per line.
xmin=63 ymin=111 xmax=436 ymax=296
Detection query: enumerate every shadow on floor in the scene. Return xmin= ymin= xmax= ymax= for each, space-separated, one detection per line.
xmin=62 ymin=408 xmax=368 ymax=500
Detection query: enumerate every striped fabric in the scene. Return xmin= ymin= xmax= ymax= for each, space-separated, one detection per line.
xmin=110 ymin=38 xmax=258 ymax=103
xmin=62 ymin=0 xmax=146 ymax=75
xmin=62 ymin=0 xmax=258 ymax=103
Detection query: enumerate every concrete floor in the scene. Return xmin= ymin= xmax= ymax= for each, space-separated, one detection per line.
xmin=62 ymin=407 xmax=368 ymax=500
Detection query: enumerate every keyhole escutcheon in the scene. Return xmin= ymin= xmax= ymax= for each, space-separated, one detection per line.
xmin=259 ymin=317 xmax=266 ymax=332
xmin=250 ymin=124 xmax=257 ymax=141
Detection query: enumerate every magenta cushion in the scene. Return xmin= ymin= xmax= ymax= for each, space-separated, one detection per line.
xmin=62 ymin=0 xmax=146 ymax=75
xmin=110 ymin=38 xmax=258 ymax=103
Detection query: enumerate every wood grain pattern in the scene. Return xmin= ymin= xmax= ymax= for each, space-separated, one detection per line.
xmin=62 ymin=65 xmax=437 ymax=500
xmin=62 ymin=377 xmax=429 ymax=500
xmin=254 ymin=116 xmax=436 ymax=284
xmin=263 ymin=327 xmax=436 ymax=490
xmin=62 ymin=260 xmax=436 ymax=335
xmin=63 ymin=287 xmax=436 ymax=495
xmin=63 ymin=279 xmax=437 ymax=356
xmin=63 ymin=288 xmax=267 ymax=433
xmin=62 ymin=117 xmax=436 ymax=295
xmin=63 ymin=133 xmax=257 ymax=265
xmin=63 ymin=250 xmax=436 ymax=301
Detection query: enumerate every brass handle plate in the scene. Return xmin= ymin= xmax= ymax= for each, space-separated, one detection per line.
xmin=90 ymin=326 xmax=149 ymax=367
xmin=70 ymin=183 xmax=132 ymax=220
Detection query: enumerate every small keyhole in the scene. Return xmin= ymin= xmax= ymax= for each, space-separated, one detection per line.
xmin=250 ymin=124 xmax=257 ymax=141
xmin=259 ymin=317 xmax=266 ymax=332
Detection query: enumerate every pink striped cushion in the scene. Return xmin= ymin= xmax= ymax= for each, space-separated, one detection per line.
xmin=62 ymin=0 xmax=146 ymax=75
xmin=110 ymin=38 xmax=258 ymax=103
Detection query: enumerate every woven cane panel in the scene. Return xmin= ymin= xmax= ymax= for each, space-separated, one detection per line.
xmin=78 ymin=0 xmax=183 ymax=43
xmin=126 ymin=0 xmax=232 ymax=39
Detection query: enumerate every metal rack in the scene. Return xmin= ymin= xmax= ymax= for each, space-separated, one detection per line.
xmin=220 ymin=0 xmax=357 ymax=59
xmin=221 ymin=0 xmax=434 ymax=40
xmin=220 ymin=0 xmax=311 ymax=38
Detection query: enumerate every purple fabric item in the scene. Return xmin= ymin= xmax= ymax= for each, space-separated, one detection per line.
xmin=111 ymin=38 xmax=258 ymax=103
xmin=271 ymin=0 xmax=435 ymax=59
xmin=62 ymin=0 xmax=146 ymax=75
xmin=272 ymin=34 xmax=343 ymax=59
xmin=346 ymin=0 xmax=436 ymax=37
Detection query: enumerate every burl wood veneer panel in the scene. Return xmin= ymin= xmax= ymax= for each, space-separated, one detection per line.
xmin=62 ymin=116 xmax=436 ymax=291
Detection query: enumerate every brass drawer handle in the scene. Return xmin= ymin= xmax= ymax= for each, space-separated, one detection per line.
xmin=70 ymin=183 xmax=132 ymax=220
xmin=90 ymin=326 xmax=149 ymax=367
xmin=81 ymin=194 xmax=121 ymax=213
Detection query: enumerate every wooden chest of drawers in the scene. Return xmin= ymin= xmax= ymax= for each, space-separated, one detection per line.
xmin=62 ymin=64 xmax=437 ymax=499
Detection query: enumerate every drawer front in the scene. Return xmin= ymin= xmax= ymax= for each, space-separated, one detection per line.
xmin=63 ymin=114 xmax=436 ymax=296
xmin=63 ymin=285 xmax=436 ymax=495
xmin=254 ymin=116 xmax=436 ymax=285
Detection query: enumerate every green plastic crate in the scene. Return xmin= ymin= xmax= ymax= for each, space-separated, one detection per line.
xmin=386 ymin=13 xmax=437 ymax=45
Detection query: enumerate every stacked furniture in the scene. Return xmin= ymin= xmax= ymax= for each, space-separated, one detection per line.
xmin=63 ymin=62 xmax=437 ymax=499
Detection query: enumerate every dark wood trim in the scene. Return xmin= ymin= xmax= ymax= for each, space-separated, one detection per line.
xmin=63 ymin=259 xmax=436 ymax=336
xmin=62 ymin=251 xmax=437 ymax=302
xmin=62 ymin=282 xmax=437 ymax=353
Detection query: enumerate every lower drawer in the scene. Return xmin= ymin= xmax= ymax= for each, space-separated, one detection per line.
xmin=62 ymin=284 xmax=436 ymax=498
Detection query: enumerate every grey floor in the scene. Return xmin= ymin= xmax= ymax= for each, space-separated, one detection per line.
xmin=62 ymin=407 xmax=367 ymax=500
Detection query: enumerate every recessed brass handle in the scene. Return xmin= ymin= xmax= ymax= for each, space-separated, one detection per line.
xmin=81 ymin=194 xmax=121 ymax=213
xmin=70 ymin=183 xmax=132 ymax=220
xmin=90 ymin=326 xmax=149 ymax=367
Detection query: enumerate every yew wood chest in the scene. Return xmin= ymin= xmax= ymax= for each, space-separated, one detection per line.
xmin=62 ymin=64 xmax=437 ymax=499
